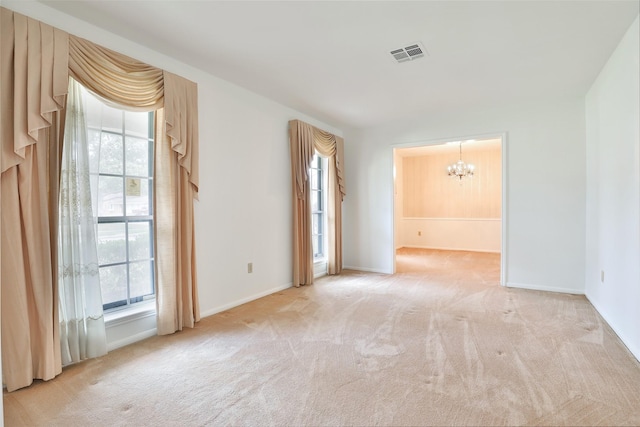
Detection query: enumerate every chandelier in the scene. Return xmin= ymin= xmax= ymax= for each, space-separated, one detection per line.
xmin=447 ymin=142 xmax=475 ymax=180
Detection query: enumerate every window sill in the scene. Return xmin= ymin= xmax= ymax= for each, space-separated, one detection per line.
xmin=105 ymin=300 xmax=156 ymax=328
xmin=314 ymin=258 xmax=328 ymax=279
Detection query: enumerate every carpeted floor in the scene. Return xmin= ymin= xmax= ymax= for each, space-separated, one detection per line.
xmin=4 ymin=248 xmax=640 ymax=426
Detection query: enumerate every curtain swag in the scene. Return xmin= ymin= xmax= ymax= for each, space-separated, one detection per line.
xmin=289 ymin=120 xmax=345 ymax=287
xmin=69 ymin=36 xmax=164 ymax=111
xmin=1 ymin=7 xmax=200 ymax=392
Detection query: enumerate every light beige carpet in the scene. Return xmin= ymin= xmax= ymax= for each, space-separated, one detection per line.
xmin=4 ymin=248 xmax=640 ymax=426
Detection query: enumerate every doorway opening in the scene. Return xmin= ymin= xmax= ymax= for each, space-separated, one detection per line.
xmin=392 ymin=135 xmax=506 ymax=286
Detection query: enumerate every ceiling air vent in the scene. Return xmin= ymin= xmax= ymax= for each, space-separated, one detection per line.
xmin=390 ymin=42 xmax=426 ymax=63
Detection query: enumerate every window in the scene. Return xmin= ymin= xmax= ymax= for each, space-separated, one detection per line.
xmin=85 ymin=89 xmax=156 ymax=311
xmin=310 ymin=154 xmax=328 ymax=261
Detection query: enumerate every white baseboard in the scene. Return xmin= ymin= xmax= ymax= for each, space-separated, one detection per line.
xmin=586 ymin=295 xmax=640 ymax=363
xmin=506 ymin=281 xmax=584 ymax=295
xmin=107 ymin=328 xmax=157 ymax=352
xmin=343 ymin=265 xmax=391 ymax=274
xmin=199 ymin=283 xmax=292 ymax=319
xmin=400 ymin=245 xmax=501 ymax=254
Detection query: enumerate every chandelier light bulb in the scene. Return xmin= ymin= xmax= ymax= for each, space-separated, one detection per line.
xmin=447 ymin=142 xmax=475 ymax=181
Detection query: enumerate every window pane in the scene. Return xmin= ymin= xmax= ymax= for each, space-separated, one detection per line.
xmin=312 ymin=235 xmax=318 ymax=257
xmin=90 ymin=174 xmax=99 ymax=217
xmin=129 ymin=261 xmax=153 ymax=299
xmin=97 ymin=223 xmax=126 ymax=265
xmin=126 ymin=178 xmax=150 ymax=216
xmin=124 ymin=111 xmax=150 ymax=139
xmin=313 ymin=235 xmax=323 ymax=258
xmin=125 ymin=137 xmax=150 ymax=177
xmin=98 ymin=176 xmax=123 ymax=216
xmin=99 ymin=132 xmax=123 ymax=174
xmin=100 ymin=104 xmax=123 ymax=134
xmin=99 ymin=264 xmax=127 ymax=306
xmin=85 ymin=94 xmax=103 ymax=129
xmin=312 ymin=213 xmax=323 ymax=235
xmin=311 ymin=190 xmax=319 ymax=212
xmin=87 ymin=129 xmax=101 ymax=174
xmin=310 ymin=169 xmax=320 ymax=190
xmin=128 ymin=222 xmax=151 ymax=261
xmin=86 ymin=91 xmax=156 ymax=311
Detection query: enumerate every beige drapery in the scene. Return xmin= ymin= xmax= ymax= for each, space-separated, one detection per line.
xmin=1 ymin=8 xmax=68 ymax=392
xmin=154 ymin=74 xmax=200 ymax=334
xmin=289 ymin=120 xmax=345 ymax=287
xmin=1 ymin=7 xmax=199 ymax=391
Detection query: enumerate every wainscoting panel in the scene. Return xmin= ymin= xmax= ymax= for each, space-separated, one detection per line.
xmin=399 ymin=218 xmax=501 ymax=253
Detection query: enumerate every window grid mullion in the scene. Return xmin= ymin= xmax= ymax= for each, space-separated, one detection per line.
xmin=93 ymin=101 xmax=155 ymax=312
xmin=119 ymin=110 xmax=132 ymax=309
xmin=310 ymin=154 xmax=325 ymax=260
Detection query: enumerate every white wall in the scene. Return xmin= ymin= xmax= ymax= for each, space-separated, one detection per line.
xmin=343 ymin=99 xmax=586 ymax=293
xmin=393 ymin=151 xmax=403 ymax=250
xmin=585 ymin=16 xmax=640 ymax=360
xmin=3 ymin=2 xmax=342 ymax=344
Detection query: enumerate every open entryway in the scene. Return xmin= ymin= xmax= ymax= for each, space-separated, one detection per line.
xmin=392 ymin=135 xmax=506 ymax=285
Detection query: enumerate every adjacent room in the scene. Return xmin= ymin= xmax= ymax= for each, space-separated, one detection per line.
xmin=394 ymin=138 xmax=502 ymax=278
xmin=2 ymin=1 xmax=639 ymax=425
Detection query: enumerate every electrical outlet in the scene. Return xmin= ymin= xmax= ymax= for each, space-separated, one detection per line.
xmin=600 ymin=270 xmax=604 ymax=283
xmin=418 ymin=231 xmax=422 ymax=236
xmin=248 ymin=262 xmax=253 ymax=274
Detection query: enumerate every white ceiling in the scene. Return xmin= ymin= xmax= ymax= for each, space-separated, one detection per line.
xmin=39 ymin=1 xmax=639 ymax=130
xmin=396 ymin=138 xmax=502 ymax=157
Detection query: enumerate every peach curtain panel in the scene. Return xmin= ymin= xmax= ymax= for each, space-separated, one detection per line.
xmin=289 ymin=121 xmax=315 ymax=286
xmin=155 ymin=74 xmax=200 ymax=334
xmin=163 ymin=71 xmax=200 ymax=193
xmin=1 ymin=7 xmax=199 ymax=391
xmin=289 ymin=120 xmax=345 ymax=287
xmin=326 ymin=136 xmax=345 ymax=274
xmin=1 ymin=8 xmax=67 ymax=392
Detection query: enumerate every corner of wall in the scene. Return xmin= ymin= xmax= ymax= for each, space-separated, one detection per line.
xmin=584 ymin=14 xmax=640 ymax=362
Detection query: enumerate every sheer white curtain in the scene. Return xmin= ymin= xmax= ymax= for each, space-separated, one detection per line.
xmin=58 ymin=78 xmax=107 ymax=365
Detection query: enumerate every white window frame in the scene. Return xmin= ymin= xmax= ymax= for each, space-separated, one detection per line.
xmin=310 ymin=153 xmax=328 ymax=265
xmin=86 ymin=94 xmax=156 ymax=313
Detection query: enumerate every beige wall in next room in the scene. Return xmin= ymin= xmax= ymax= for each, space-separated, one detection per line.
xmin=397 ymin=139 xmax=501 ymax=253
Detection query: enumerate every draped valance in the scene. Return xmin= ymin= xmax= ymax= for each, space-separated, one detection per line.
xmin=290 ymin=120 xmax=346 ymax=199
xmin=68 ymin=36 xmax=164 ymax=111
xmin=1 ymin=7 xmax=199 ymax=193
